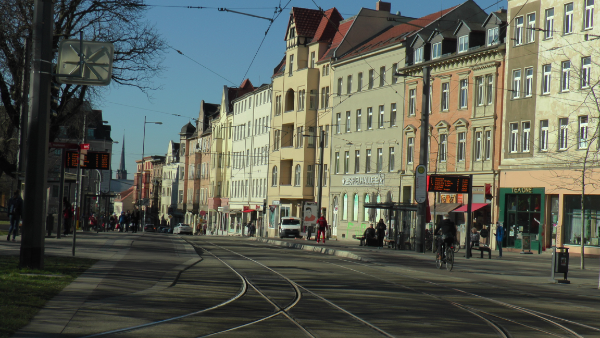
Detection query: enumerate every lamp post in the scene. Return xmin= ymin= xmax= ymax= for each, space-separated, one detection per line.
xmin=140 ymin=116 xmax=162 ymax=232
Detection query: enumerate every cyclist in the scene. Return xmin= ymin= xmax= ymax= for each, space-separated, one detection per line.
xmin=435 ymin=214 xmax=457 ymax=260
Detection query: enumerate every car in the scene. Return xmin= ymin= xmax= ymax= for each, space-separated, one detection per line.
xmin=157 ymin=226 xmax=168 ymax=233
xmin=279 ymin=217 xmax=301 ymax=238
xmin=173 ymin=223 xmax=192 ymax=235
xmin=144 ymin=224 xmax=156 ymax=232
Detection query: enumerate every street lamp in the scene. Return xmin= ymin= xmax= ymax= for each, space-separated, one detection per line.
xmin=140 ymin=116 xmax=162 ymax=232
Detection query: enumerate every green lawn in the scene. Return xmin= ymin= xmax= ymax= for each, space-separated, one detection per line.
xmin=0 ymin=255 xmax=96 ymax=338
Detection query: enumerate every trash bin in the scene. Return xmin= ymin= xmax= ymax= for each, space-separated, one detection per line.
xmin=552 ymin=247 xmax=570 ymax=284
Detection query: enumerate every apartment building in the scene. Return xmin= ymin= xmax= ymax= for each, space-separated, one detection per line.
xmin=160 ymin=140 xmax=183 ymax=226
xmin=179 ymin=122 xmax=198 ymax=228
xmin=501 ymin=0 xmax=600 ymax=255
xmin=230 ymin=83 xmax=271 ymax=235
xmin=197 ymin=100 xmax=220 ymax=230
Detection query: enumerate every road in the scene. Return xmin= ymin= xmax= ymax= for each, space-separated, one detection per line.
xmin=9 ymin=233 xmax=600 ymax=337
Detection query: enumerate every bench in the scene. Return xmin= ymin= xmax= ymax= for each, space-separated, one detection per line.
xmin=352 ymin=235 xmax=366 ymax=246
xmin=383 ymin=238 xmax=395 ymax=249
xmin=473 ymin=245 xmax=491 ymax=259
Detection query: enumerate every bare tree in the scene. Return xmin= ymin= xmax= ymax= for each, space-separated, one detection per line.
xmin=0 ymin=0 xmax=166 ymax=179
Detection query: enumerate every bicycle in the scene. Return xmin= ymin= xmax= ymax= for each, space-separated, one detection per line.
xmin=435 ymin=236 xmax=455 ymax=271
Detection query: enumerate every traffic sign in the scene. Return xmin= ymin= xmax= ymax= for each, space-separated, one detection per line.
xmin=80 ymin=143 xmax=90 ymax=150
xmin=415 ymin=165 xmax=427 ymax=203
xmin=56 ymin=40 xmax=114 ymax=86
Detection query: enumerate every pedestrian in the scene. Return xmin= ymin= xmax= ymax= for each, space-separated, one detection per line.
xmin=125 ymin=210 xmax=131 ymax=232
xmin=63 ymin=198 xmax=73 ymax=236
xmin=470 ymin=227 xmax=480 ymax=249
xmin=495 ymin=223 xmax=504 ymax=258
xmin=7 ymin=190 xmax=23 ymax=242
xmin=88 ymin=213 xmax=97 ymax=231
xmin=118 ymin=212 xmax=126 ymax=232
xmin=131 ymin=209 xmax=138 ymax=233
xmin=203 ymin=223 xmax=207 ymax=235
xmin=376 ymin=219 xmax=387 ymax=249
xmin=46 ymin=213 xmax=54 ymax=237
xmin=316 ymin=215 xmax=328 ymax=244
xmin=363 ymin=224 xmax=376 ymax=246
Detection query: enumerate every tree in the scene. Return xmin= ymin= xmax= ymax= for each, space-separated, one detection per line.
xmin=0 ymin=0 xmax=166 ymax=179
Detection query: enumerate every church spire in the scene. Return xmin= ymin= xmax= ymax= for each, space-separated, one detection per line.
xmin=116 ymin=134 xmax=127 ymax=179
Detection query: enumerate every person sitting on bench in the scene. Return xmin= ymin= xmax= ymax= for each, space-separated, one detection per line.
xmin=470 ymin=227 xmax=480 ymax=248
xmin=364 ymin=224 xmax=376 ymax=246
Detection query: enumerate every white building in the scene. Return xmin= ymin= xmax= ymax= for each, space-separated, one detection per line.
xmin=230 ymin=84 xmax=272 ymax=234
xmin=160 ymin=140 xmax=184 ymax=226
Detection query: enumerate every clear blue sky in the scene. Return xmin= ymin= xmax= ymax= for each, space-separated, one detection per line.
xmin=99 ymin=0 xmax=506 ymax=180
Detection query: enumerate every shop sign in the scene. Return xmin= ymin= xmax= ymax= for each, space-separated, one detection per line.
xmin=342 ymin=174 xmax=384 ymax=186
xmin=511 ymin=188 xmax=533 ymax=193
xmin=441 ymin=194 xmax=461 ymax=203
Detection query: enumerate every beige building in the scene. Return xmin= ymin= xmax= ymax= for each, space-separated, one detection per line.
xmin=501 ymin=0 xmax=600 ymax=256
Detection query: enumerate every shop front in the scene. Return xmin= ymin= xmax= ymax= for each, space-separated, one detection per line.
xmin=498 ymin=188 xmax=544 ymax=253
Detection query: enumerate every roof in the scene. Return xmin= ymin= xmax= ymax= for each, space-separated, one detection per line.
xmin=180 ymin=122 xmax=196 ymax=136
xmin=453 ymin=20 xmax=486 ymax=36
xmin=312 ymin=8 xmax=343 ymax=43
xmin=115 ymin=186 xmax=135 ymax=202
xmin=286 ymin=7 xmax=323 ymax=40
xmin=319 ymin=18 xmax=354 ymax=62
xmin=273 ymin=55 xmax=286 ymax=77
xmin=483 ymin=10 xmax=507 ymax=27
xmin=428 ymin=29 xmax=456 ymax=42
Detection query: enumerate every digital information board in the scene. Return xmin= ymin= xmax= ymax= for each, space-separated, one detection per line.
xmin=428 ymin=175 xmax=470 ymax=193
xmin=66 ymin=151 xmax=110 ymax=170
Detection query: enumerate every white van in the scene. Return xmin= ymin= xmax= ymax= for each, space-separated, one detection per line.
xmin=279 ymin=217 xmax=301 ymax=238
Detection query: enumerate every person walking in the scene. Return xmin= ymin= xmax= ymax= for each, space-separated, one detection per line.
xmin=125 ymin=210 xmax=131 ymax=232
xmin=7 ymin=190 xmax=23 ymax=242
xmin=118 ymin=212 xmax=126 ymax=232
xmin=315 ymin=215 xmax=328 ymax=244
xmin=376 ymin=219 xmax=387 ymax=249
xmin=62 ymin=198 xmax=73 ymax=236
xmin=495 ymin=223 xmax=504 ymax=258
xmin=46 ymin=213 xmax=54 ymax=237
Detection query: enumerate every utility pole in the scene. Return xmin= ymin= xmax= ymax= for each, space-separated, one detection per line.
xmin=316 ymin=129 xmax=325 ymax=219
xmin=416 ymin=66 xmax=430 ymax=253
xmin=20 ymin=0 xmax=54 ymax=269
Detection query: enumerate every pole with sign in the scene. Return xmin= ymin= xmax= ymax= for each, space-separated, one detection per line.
xmin=415 ymin=165 xmax=427 ymax=204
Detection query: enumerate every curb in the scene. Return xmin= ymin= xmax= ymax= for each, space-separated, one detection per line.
xmin=251 ymin=237 xmax=368 ymax=262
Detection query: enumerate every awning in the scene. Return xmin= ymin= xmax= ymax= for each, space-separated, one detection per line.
xmin=431 ymin=203 xmax=462 ymax=214
xmin=243 ymin=209 xmax=257 ymax=213
xmin=452 ymin=203 xmax=490 ymax=213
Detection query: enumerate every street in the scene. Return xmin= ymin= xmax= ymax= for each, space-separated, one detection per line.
xmin=7 ymin=233 xmax=600 ymax=337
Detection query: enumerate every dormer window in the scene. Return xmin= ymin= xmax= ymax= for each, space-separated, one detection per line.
xmin=414 ymin=47 xmax=424 ymax=63
xmin=458 ymin=35 xmax=469 ymax=53
xmin=432 ymin=42 xmax=441 ymax=59
xmin=487 ymin=27 xmax=499 ymax=46
xmin=289 ymin=27 xmax=296 ymax=40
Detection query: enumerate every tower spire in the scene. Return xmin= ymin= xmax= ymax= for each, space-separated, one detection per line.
xmin=116 ymin=134 xmax=127 ymax=179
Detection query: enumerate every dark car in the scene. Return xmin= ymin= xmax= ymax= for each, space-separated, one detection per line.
xmin=144 ymin=224 xmax=156 ymax=232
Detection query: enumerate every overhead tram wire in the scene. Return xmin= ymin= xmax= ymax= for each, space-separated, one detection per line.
xmin=168 ymin=45 xmax=237 ymax=86
xmin=105 ymin=100 xmax=198 ymax=121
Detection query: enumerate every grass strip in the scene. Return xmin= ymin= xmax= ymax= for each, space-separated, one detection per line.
xmin=0 ymin=255 xmax=96 ymax=338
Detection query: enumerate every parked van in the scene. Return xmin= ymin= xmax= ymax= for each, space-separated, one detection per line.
xmin=279 ymin=217 xmax=301 ymax=238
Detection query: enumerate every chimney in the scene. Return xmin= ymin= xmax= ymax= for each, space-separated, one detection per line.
xmin=376 ymin=1 xmax=391 ymax=12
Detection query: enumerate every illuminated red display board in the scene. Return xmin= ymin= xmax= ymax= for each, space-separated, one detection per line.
xmin=428 ymin=175 xmax=470 ymax=193
xmin=65 ymin=151 xmax=110 ymax=170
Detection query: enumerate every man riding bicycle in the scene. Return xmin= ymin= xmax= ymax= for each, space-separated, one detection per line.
xmin=435 ymin=214 xmax=457 ymax=260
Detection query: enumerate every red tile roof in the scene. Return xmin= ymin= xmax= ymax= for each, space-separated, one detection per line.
xmin=273 ymin=55 xmax=286 ymax=77
xmin=285 ymin=7 xmax=323 ymax=40
xmin=313 ymin=8 xmax=343 ymax=43
xmin=318 ymin=18 xmax=354 ymax=62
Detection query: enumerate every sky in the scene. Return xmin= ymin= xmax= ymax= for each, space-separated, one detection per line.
xmin=99 ymin=0 xmax=507 ymax=180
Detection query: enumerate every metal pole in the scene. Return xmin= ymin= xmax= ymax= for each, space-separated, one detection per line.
xmin=19 ymin=0 xmax=53 ymax=269
xmin=57 ymin=150 xmax=65 ymax=238
xmin=17 ymin=36 xmax=32 ymax=190
xmin=141 ymin=116 xmax=146 ymax=232
xmin=317 ymin=129 xmax=325 ymax=219
xmin=416 ymin=66 xmax=430 ymax=253
xmin=74 ymin=114 xmax=85 ymax=256
xmin=466 ymin=174 xmax=473 ymax=258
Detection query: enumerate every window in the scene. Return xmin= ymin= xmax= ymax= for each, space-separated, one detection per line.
xmin=324 ymin=87 xmax=329 ymax=107
xmin=357 ymin=72 xmax=363 ymax=91
xmin=298 ymin=90 xmax=305 ymax=110
xmin=378 ymin=105 xmax=384 ymax=128
xmin=310 ymin=51 xmax=315 ymax=68
xmin=342 ymin=194 xmax=348 ymax=220
xmin=526 ymin=13 xmax=536 ymax=43
xmin=475 ymin=131 xmax=482 ymax=161
xmin=477 ymin=77 xmax=484 ymax=106
xmin=325 ymin=125 xmax=329 ymax=147
xmin=379 ymin=66 xmax=386 ymax=87
xmin=579 ymin=116 xmax=589 ymax=149
xmin=559 ymin=118 xmax=569 ymax=150
xmin=353 ymin=194 xmax=359 ymax=221
xmin=525 ymin=67 xmax=533 ymax=97
xmin=337 ymin=77 xmax=343 ymax=96
xmin=274 ymin=130 xmax=281 ymax=150
xmin=366 ymin=149 xmax=371 ymax=173
xmin=272 ymin=166 xmax=278 ymax=186
xmin=289 ymin=54 xmax=294 ymax=76
xmin=564 ymin=3 xmax=573 ymax=34
xmin=392 ymin=63 xmax=398 ymax=83
xmin=582 ymin=57 xmax=591 ymax=88
xmin=356 ymin=109 xmax=362 ymax=131
xmin=458 ymin=35 xmax=469 ymax=52
xmin=294 ymin=164 xmax=301 ymax=186
xmin=542 ymin=64 xmax=552 ymax=94
xmin=513 ymin=70 xmax=521 ymax=98
xmin=354 ymin=150 xmax=360 ymax=173
xmin=485 ymin=130 xmax=492 ymax=160
xmin=522 ymin=122 xmax=531 ymax=152
xmin=367 ymin=107 xmax=373 ymax=129
xmin=296 ymin=126 xmax=303 ymax=148
xmin=347 ymin=75 xmax=352 ymax=94
xmin=390 ymin=103 xmax=397 ymax=127
xmin=459 ymin=79 xmax=468 ymax=108
xmin=336 ymin=113 xmax=341 ymax=134
xmin=432 ymin=42 xmax=442 ymax=59
xmin=439 ymin=134 xmax=447 ymax=162
xmin=369 ymin=69 xmax=374 ymax=89
xmin=377 ymin=148 xmax=383 ymax=172
xmin=308 ymin=127 xmax=315 ymax=148
xmin=346 ymin=111 xmax=351 ymax=132
xmin=409 ymin=89 xmax=416 ymax=115
xmin=458 ymin=132 xmax=466 ymax=161
xmin=364 ymin=194 xmax=370 ymax=222
xmin=307 ymin=165 xmax=314 ymax=186
xmin=414 ymin=47 xmax=424 ymax=63
xmin=540 ymin=120 xmax=549 ymax=151
xmin=545 ymin=8 xmax=554 ymax=39
xmin=510 ymin=123 xmax=519 ymax=153
xmin=441 ymin=83 xmax=449 ymax=111
xmin=323 ymin=164 xmax=328 ymax=186
xmin=487 ymin=27 xmax=499 ymax=45
xmin=585 ymin=0 xmax=594 ymax=30
xmin=335 ymin=152 xmax=340 ymax=174
xmin=309 ymin=90 xmax=317 ymax=109
xmin=407 ymin=137 xmax=414 ymax=164
xmin=515 ymin=16 xmax=524 ymax=45
xmin=428 ymin=86 xmax=432 ymax=114
xmin=562 ymin=61 xmax=571 ymax=92
xmin=486 ymin=75 xmax=493 ymax=105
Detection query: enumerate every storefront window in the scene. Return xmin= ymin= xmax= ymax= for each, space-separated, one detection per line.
xmin=505 ymin=194 xmax=541 ymax=248
xmin=564 ymin=195 xmax=600 ymax=246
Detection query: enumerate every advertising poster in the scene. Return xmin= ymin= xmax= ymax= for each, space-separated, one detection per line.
xmin=303 ymin=202 xmax=317 ymax=227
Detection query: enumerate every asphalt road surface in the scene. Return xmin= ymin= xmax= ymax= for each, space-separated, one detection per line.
xmin=11 ymin=234 xmax=600 ymax=338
